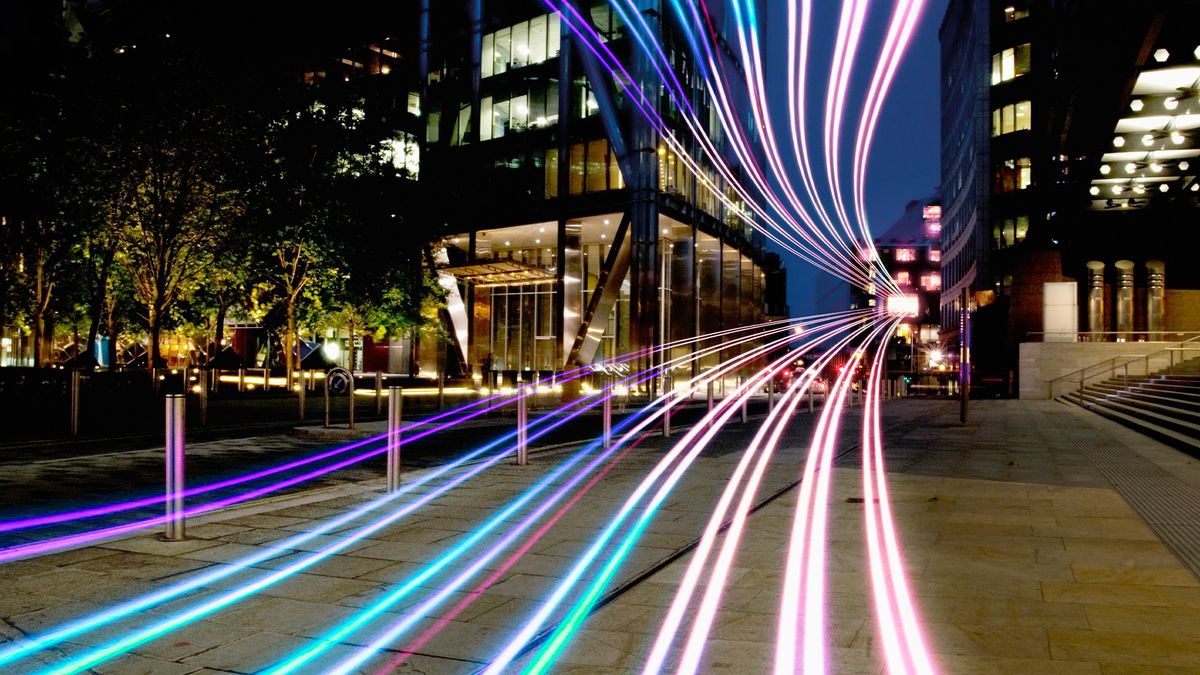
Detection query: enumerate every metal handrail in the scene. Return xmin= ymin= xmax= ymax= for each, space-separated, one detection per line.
xmin=1048 ymin=333 xmax=1200 ymax=400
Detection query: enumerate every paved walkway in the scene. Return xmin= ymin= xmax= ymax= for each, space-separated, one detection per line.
xmin=1 ymin=400 xmax=1199 ymax=673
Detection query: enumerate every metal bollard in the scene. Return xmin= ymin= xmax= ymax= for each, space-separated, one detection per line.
xmin=740 ymin=376 xmax=748 ymax=423
xmin=163 ymin=394 xmax=186 ymax=541
xmin=297 ymin=369 xmax=306 ymax=421
xmin=348 ymin=372 xmax=356 ymax=430
xmin=516 ymin=394 xmax=528 ymax=465
xmin=70 ymin=370 xmax=82 ymax=436
xmin=375 ymin=372 xmax=383 ymax=416
xmin=707 ymin=381 xmax=715 ymax=415
xmin=262 ymin=368 xmax=270 ymax=392
xmin=199 ymin=369 xmax=208 ymax=427
xmin=387 ymin=386 xmax=403 ymax=492
xmin=662 ymin=377 xmax=672 ymax=438
xmin=808 ymin=383 xmax=814 ymax=413
xmin=324 ymin=375 xmax=332 ymax=428
xmin=603 ymin=387 xmax=612 ymax=449
xmin=237 ymin=368 xmax=246 ymax=392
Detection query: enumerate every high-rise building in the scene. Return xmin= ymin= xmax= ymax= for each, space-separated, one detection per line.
xmin=346 ymin=0 xmax=788 ymax=386
xmin=939 ymin=0 xmax=1200 ymax=395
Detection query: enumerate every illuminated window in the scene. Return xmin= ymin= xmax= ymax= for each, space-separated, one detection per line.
xmin=991 ymin=43 xmax=1031 ymax=85
xmin=929 ymin=249 xmax=941 ymax=262
xmin=992 ymin=100 xmax=1031 ymax=136
xmin=482 ymin=13 xmax=562 ymax=79
xmin=896 ymin=271 xmax=911 ymax=286
xmin=1003 ymin=4 xmax=1030 ymax=21
xmin=895 ymin=248 xmax=916 ymax=262
xmin=992 ymin=215 xmax=1029 ymax=248
xmin=920 ymin=273 xmax=942 ymax=291
xmin=993 ymin=157 xmax=1032 ymax=193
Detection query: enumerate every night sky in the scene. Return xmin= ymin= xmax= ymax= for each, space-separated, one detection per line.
xmin=765 ymin=0 xmax=949 ymax=316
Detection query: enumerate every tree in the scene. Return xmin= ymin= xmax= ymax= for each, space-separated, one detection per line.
xmin=106 ymin=54 xmax=254 ymax=368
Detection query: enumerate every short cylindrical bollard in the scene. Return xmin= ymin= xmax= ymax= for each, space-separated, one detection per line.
xmin=707 ymin=381 xmax=715 ymax=415
xmin=808 ymin=383 xmax=814 ymax=413
xmin=297 ymin=370 xmax=306 ymax=421
xmin=238 ymin=368 xmax=246 ymax=392
xmin=603 ymin=388 xmax=612 ymax=449
xmin=70 ymin=370 xmax=82 ymax=436
xmin=375 ymin=372 xmax=384 ymax=416
xmin=163 ymin=394 xmax=186 ymax=541
xmin=740 ymin=376 xmax=748 ymax=424
xmin=199 ymin=370 xmax=208 ymax=427
xmin=324 ymin=376 xmax=332 ymax=428
xmin=516 ymin=394 xmax=528 ymax=465
xmin=387 ymin=386 xmax=403 ymax=492
xmin=768 ymin=380 xmax=775 ymax=413
xmin=262 ymin=368 xmax=270 ymax=392
xmin=348 ymin=372 xmax=356 ymax=430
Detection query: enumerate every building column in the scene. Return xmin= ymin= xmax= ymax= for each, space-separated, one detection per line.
xmin=628 ymin=0 xmax=661 ymax=393
xmin=1115 ymin=259 xmax=1135 ymax=341
xmin=1147 ymin=260 xmax=1165 ymax=341
xmin=1086 ymin=260 xmax=1104 ymax=341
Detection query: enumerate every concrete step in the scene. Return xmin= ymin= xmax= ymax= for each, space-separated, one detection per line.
xmin=1071 ymin=392 xmax=1200 ymax=439
xmin=1119 ymin=389 xmax=1200 ymax=414
xmin=1061 ymin=392 xmax=1200 ymax=456
xmin=1100 ymin=394 xmax=1200 ymax=427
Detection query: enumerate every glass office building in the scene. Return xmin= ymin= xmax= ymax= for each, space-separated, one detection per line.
xmin=324 ymin=1 xmax=789 ymax=386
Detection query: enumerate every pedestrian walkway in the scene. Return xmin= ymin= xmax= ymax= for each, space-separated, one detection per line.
xmin=1 ymin=400 xmax=1198 ymax=673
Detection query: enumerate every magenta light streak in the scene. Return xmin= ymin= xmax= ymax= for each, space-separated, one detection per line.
xmin=776 ymin=324 xmax=887 ymax=675
xmin=861 ymin=325 xmax=937 ymax=674
xmin=851 ymin=0 xmax=925 ymax=241
xmin=588 ymin=0 xmax=872 ymax=285
xmin=672 ymin=334 xmax=864 ymax=674
xmin=645 ymin=324 xmax=860 ymax=674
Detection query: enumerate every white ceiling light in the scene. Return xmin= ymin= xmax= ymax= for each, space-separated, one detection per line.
xmin=1151 ymin=162 xmax=1163 ymax=172
xmin=1154 ymin=48 xmax=1170 ymax=63
xmin=1130 ymin=99 xmax=1144 ymax=112
xmin=603 ymin=219 xmax=610 ymax=225
xmin=1089 ymin=186 xmax=1101 ymax=195
xmin=1172 ymin=131 xmax=1186 ymax=144
xmin=1101 ymin=164 xmax=1112 ymax=174
xmin=504 ymin=240 xmax=511 ymax=246
xmin=1112 ymin=185 xmax=1124 ymax=194
xmin=1192 ymin=183 xmax=1199 ymax=191
xmin=1159 ymin=183 xmax=1170 ymax=192
xmin=1180 ymin=160 xmax=1191 ymax=170
xmin=1165 ymin=97 xmax=1180 ymax=111
xmin=600 ymin=233 xmax=607 ymax=239
xmin=1124 ymin=162 xmax=1137 ymax=173
xmin=1113 ymin=136 xmax=1126 ymax=147
xmin=1195 ymin=45 xmax=1200 ymax=60
xmin=534 ymin=238 xmax=540 ymax=244
xmin=1134 ymin=185 xmax=1146 ymax=194
xmin=1142 ymin=133 xmax=1156 ymax=146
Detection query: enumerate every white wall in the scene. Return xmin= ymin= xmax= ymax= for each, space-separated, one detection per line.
xmin=1019 ymin=341 xmax=1176 ymax=399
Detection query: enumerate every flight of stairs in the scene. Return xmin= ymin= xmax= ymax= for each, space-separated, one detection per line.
xmin=1060 ymin=358 xmax=1200 ymax=456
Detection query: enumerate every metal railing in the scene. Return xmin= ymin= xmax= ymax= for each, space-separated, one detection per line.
xmin=1048 ymin=334 xmax=1200 ymax=401
xmin=1026 ymin=330 xmax=1200 ymax=343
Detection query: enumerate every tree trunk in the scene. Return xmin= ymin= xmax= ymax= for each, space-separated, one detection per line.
xmin=32 ymin=252 xmax=48 ymax=367
xmin=285 ymin=296 xmax=297 ymax=387
xmin=213 ymin=302 xmax=227 ymax=362
xmin=148 ymin=305 xmax=162 ymax=370
xmin=84 ymin=248 xmax=115 ymax=369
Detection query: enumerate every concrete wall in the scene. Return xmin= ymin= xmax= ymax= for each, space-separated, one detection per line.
xmin=1019 ymin=341 xmax=1177 ymax=399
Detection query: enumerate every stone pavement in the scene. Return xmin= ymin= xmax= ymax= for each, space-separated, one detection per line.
xmin=1 ymin=399 xmax=1199 ymax=673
